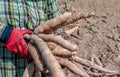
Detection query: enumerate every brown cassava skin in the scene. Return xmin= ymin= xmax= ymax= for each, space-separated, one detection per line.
xmin=56 ymin=57 xmax=89 ymax=77
xmin=64 ymin=26 xmax=79 ymax=37
xmin=25 ymin=33 xmax=77 ymax=57
xmin=28 ymin=43 xmax=44 ymax=72
xmin=29 ymin=34 xmax=66 ymax=77
xmin=73 ymin=56 xmax=119 ymax=75
xmin=52 ymin=46 xmax=76 ymax=57
xmin=34 ymin=12 xmax=72 ymax=34
xmin=37 ymin=34 xmax=78 ymax=51
xmin=63 ymin=12 xmax=94 ymax=26
xmin=23 ymin=62 xmax=35 ymax=77
xmin=34 ymin=12 xmax=94 ymax=34
xmin=34 ymin=68 xmax=41 ymax=77
xmin=77 ymin=64 xmax=90 ymax=77
xmin=92 ymin=54 xmax=103 ymax=67
xmin=47 ymin=42 xmax=76 ymax=57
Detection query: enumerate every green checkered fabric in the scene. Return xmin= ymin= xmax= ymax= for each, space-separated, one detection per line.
xmin=0 ymin=0 xmax=60 ymax=77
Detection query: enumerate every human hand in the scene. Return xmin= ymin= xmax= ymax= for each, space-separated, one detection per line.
xmin=6 ymin=28 xmax=32 ymax=58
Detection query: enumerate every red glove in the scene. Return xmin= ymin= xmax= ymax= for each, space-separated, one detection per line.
xmin=6 ymin=28 xmax=32 ymax=58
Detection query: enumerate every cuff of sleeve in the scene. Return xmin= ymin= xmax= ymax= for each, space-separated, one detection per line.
xmin=0 ymin=25 xmax=13 ymax=43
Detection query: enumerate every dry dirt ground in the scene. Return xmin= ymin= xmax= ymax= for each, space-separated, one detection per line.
xmin=58 ymin=0 xmax=120 ymax=77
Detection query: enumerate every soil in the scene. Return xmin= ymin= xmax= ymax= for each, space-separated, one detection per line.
xmin=58 ymin=0 xmax=120 ymax=77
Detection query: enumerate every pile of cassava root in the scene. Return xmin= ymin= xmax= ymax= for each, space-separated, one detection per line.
xmin=23 ymin=12 xmax=120 ymax=77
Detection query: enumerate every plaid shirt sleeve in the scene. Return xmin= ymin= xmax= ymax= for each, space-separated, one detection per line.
xmin=0 ymin=0 xmax=60 ymax=77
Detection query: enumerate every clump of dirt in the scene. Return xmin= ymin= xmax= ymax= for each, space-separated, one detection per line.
xmin=58 ymin=0 xmax=120 ymax=77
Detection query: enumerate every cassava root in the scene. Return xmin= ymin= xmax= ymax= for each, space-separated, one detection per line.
xmin=23 ymin=12 xmax=120 ymax=77
xmin=23 ymin=62 xmax=35 ymax=77
xmin=37 ymin=34 xmax=78 ymax=51
xmin=34 ymin=12 xmax=72 ymax=34
xmin=47 ymin=42 xmax=76 ymax=57
xmin=26 ymin=34 xmax=66 ymax=77
xmin=72 ymin=56 xmax=119 ymax=75
xmin=28 ymin=43 xmax=44 ymax=72
xmin=56 ymin=57 xmax=90 ymax=77
xmin=34 ymin=12 xmax=94 ymax=34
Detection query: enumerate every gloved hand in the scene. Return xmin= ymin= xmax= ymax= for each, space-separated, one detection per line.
xmin=0 ymin=26 xmax=32 ymax=58
xmin=6 ymin=28 xmax=32 ymax=58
